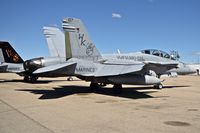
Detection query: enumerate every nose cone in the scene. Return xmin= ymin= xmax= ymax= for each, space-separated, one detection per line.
xmin=188 ymin=65 xmax=197 ymax=74
xmin=176 ymin=64 xmax=197 ymax=75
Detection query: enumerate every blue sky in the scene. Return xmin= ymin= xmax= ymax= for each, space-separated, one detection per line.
xmin=0 ymin=0 xmax=200 ymax=63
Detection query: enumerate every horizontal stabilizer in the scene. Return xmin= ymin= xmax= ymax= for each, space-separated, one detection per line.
xmin=0 ymin=64 xmax=8 ymax=72
xmin=0 ymin=63 xmax=24 ymax=73
xmin=33 ymin=62 xmax=76 ymax=74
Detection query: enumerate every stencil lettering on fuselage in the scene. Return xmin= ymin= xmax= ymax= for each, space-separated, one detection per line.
xmin=76 ymin=66 xmax=96 ymax=73
xmin=117 ymin=55 xmax=145 ymax=61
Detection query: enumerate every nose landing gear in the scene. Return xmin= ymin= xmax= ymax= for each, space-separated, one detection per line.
xmin=153 ymin=83 xmax=163 ymax=89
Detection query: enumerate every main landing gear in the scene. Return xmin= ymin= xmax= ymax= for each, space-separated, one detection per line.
xmin=113 ymin=84 xmax=122 ymax=94
xmin=90 ymin=83 xmax=99 ymax=91
xmin=90 ymin=83 xmax=123 ymax=94
xmin=67 ymin=76 xmax=73 ymax=81
xmin=24 ymin=76 xmax=38 ymax=83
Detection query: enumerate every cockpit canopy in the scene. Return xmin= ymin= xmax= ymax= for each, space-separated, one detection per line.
xmin=141 ymin=49 xmax=176 ymax=60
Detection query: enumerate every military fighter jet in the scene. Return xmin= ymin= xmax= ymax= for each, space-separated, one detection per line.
xmin=0 ymin=41 xmax=75 ymax=82
xmin=43 ymin=18 xmax=195 ymax=79
xmin=57 ymin=17 xmax=183 ymax=89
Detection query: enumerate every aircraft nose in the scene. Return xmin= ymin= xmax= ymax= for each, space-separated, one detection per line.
xmin=189 ymin=66 xmax=197 ymax=74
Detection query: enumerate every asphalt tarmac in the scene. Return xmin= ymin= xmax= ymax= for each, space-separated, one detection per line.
xmin=0 ymin=73 xmax=200 ymax=133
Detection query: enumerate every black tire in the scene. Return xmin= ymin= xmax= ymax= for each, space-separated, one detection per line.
xmin=67 ymin=77 xmax=73 ymax=81
xmin=30 ymin=76 xmax=38 ymax=83
xmin=24 ymin=76 xmax=38 ymax=83
xmin=113 ymin=84 xmax=122 ymax=94
xmin=24 ymin=76 xmax=29 ymax=82
xmin=154 ymin=84 xmax=163 ymax=89
xmin=90 ymin=83 xmax=99 ymax=91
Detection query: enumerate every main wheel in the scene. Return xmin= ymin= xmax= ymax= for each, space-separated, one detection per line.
xmin=99 ymin=83 xmax=106 ymax=87
xmin=113 ymin=84 xmax=122 ymax=94
xmin=24 ymin=76 xmax=30 ymax=82
xmin=23 ymin=76 xmax=38 ymax=83
xmin=67 ymin=77 xmax=73 ymax=81
xmin=90 ymin=83 xmax=99 ymax=91
xmin=30 ymin=76 xmax=38 ymax=83
xmin=154 ymin=83 xmax=163 ymax=89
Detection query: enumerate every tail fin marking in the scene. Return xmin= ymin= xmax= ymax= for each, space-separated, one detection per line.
xmin=62 ymin=18 xmax=102 ymax=62
xmin=0 ymin=41 xmax=23 ymax=63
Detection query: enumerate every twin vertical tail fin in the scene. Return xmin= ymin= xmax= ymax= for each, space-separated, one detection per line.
xmin=62 ymin=18 xmax=102 ymax=61
xmin=0 ymin=41 xmax=24 ymax=63
xmin=43 ymin=26 xmax=65 ymax=58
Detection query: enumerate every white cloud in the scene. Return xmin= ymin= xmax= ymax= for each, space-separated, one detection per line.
xmin=112 ymin=13 xmax=122 ymax=19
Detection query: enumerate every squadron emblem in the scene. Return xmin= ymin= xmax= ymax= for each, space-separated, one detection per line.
xmin=6 ymin=49 xmax=19 ymax=62
xmin=86 ymin=43 xmax=94 ymax=56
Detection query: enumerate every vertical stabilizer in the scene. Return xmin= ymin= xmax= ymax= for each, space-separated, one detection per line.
xmin=62 ymin=18 xmax=102 ymax=61
xmin=43 ymin=27 xmax=65 ymax=57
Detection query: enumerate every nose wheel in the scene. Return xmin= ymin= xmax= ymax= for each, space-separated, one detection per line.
xmin=153 ymin=83 xmax=163 ymax=89
xmin=67 ymin=76 xmax=73 ymax=81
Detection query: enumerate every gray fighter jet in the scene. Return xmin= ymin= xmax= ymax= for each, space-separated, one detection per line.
xmin=43 ymin=18 xmax=195 ymax=78
xmin=59 ymin=17 xmax=181 ymax=89
xmin=0 ymin=41 xmax=75 ymax=82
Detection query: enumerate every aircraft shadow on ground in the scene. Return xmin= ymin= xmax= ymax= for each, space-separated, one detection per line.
xmin=162 ymin=85 xmax=191 ymax=89
xmin=0 ymin=79 xmax=80 ymax=84
xmin=0 ymin=79 xmax=53 ymax=84
xmin=16 ymin=85 xmax=190 ymax=100
xmin=16 ymin=85 xmax=162 ymax=100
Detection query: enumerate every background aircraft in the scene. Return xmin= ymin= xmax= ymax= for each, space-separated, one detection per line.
xmin=0 ymin=41 xmax=74 ymax=82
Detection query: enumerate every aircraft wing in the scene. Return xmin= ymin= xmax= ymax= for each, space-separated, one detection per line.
xmin=33 ymin=62 xmax=76 ymax=76
xmin=93 ymin=60 xmax=178 ymax=77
